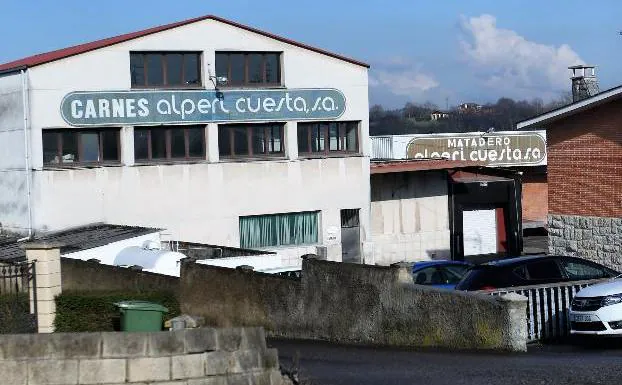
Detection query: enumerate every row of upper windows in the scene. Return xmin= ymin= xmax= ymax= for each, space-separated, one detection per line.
xmin=41 ymin=121 xmax=359 ymax=166
xmin=129 ymin=52 xmax=282 ymax=88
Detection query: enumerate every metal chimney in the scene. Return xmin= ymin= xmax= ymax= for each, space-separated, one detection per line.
xmin=569 ymin=65 xmax=599 ymax=102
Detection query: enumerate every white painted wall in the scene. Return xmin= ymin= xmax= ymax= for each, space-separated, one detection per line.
xmin=8 ymin=18 xmax=370 ymax=262
xmin=61 ymin=231 xmax=161 ymax=265
xmin=370 ymin=171 xmax=450 ymax=265
xmin=0 ymin=72 xmax=29 ymax=234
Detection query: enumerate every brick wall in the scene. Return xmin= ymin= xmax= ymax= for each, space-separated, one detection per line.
xmin=521 ymin=172 xmax=548 ymax=224
xmin=546 ymin=99 xmax=622 ymax=218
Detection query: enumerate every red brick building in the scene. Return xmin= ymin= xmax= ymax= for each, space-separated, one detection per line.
xmin=518 ymin=88 xmax=622 ymax=268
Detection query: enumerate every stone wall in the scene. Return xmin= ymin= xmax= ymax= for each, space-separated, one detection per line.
xmin=548 ymin=214 xmax=622 ymax=269
xmin=61 ymin=258 xmax=179 ymax=293
xmin=0 ymin=327 xmax=290 ymax=385
xmin=181 ymin=258 xmax=528 ymax=352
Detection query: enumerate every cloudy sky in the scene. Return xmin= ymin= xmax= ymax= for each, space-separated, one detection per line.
xmin=1 ymin=0 xmax=621 ymax=108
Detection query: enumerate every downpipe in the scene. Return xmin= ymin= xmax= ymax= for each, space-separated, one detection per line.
xmin=21 ymin=69 xmax=33 ymax=239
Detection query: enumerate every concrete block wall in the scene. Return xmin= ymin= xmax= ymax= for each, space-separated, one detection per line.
xmin=0 ymin=327 xmax=291 ymax=385
xmin=548 ymin=214 xmax=622 ymax=269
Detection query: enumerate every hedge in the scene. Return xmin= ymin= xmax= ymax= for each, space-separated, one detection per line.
xmin=54 ymin=290 xmax=180 ymax=332
xmin=0 ymin=293 xmax=36 ymax=334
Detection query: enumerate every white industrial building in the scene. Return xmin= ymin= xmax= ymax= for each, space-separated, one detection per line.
xmin=0 ymin=15 xmax=371 ymax=268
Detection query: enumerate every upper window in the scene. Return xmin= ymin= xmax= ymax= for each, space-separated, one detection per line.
xmin=218 ymin=123 xmax=284 ymax=158
xmin=215 ymin=52 xmax=281 ymax=87
xmin=134 ymin=126 xmax=205 ymax=162
xmin=42 ymin=129 xmax=120 ymax=166
xmin=297 ymin=121 xmax=359 ymax=156
xmin=130 ymin=52 xmax=201 ymax=88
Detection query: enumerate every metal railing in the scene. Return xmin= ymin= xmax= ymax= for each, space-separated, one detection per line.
xmin=371 ymin=136 xmax=394 ymax=159
xmin=486 ymin=279 xmax=607 ymax=341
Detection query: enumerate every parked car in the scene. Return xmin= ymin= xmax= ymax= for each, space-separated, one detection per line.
xmin=455 ymin=255 xmax=619 ymax=291
xmin=569 ymin=279 xmax=622 ymax=335
xmin=412 ymin=260 xmax=472 ymax=289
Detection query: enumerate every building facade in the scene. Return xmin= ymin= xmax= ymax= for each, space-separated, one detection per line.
xmin=518 ymin=87 xmax=622 ymax=269
xmin=0 ymin=15 xmax=371 ymax=267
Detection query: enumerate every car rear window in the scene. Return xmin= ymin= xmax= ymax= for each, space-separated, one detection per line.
xmin=455 ymin=266 xmax=499 ymax=290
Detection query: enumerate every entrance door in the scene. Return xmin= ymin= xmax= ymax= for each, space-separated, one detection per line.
xmin=340 ymin=209 xmax=361 ymax=263
xmin=463 ymin=209 xmax=497 ymax=256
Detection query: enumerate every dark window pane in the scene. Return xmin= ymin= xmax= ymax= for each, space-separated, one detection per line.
xmin=270 ymin=125 xmax=282 ymax=153
xmin=188 ymin=127 xmax=204 ymax=158
xmin=134 ymin=129 xmax=149 ymax=160
xmin=215 ymin=53 xmax=228 ymax=81
xmin=184 ymin=54 xmax=200 ymax=85
xmin=42 ymin=132 xmax=59 ymax=164
xmin=248 ymin=54 xmax=263 ymax=84
xmin=265 ymin=53 xmax=280 ymax=84
xmin=233 ymin=126 xmax=249 ymax=155
xmin=61 ymin=132 xmax=77 ymax=163
xmin=297 ymin=126 xmax=307 ymax=153
xmin=146 ymin=54 xmax=164 ymax=86
xmin=130 ymin=54 xmax=145 ymax=86
xmin=171 ymin=128 xmax=186 ymax=158
xmin=229 ymin=53 xmax=245 ymax=84
xmin=166 ymin=54 xmax=183 ymax=86
xmin=346 ymin=122 xmax=358 ymax=152
xmin=151 ymin=129 xmax=167 ymax=159
xmin=329 ymin=123 xmax=339 ymax=151
xmin=527 ymin=260 xmax=563 ymax=280
xmin=311 ymin=124 xmax=325 ymax=152
xmin=80 ymin=132 xmax=100 ymax=162
xmin=252 ymin=126 xmax=265 ymax=155
xmin=218 ymin=126 xmax=231 ymax=156
xmin=101 ymin=131 xmax=119 ymax=161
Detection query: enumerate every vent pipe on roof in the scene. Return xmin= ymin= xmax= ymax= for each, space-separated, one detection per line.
xmin=569 ymin=65 xmax=599 ymax=102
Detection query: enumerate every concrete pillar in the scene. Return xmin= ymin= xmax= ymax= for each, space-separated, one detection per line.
xmin=22 ymin=242 xmax=63 ymax=333
xmin=285 ymin=121 xmax=298 ymax=160
xmin=121 ymin=126 xmax=135 ymax=166
xmin=207 ymin=123 xmax=219 ymax=162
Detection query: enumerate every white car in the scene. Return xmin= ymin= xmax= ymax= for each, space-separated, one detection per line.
xmin=569 ymin=279 xmax=622 ymax=335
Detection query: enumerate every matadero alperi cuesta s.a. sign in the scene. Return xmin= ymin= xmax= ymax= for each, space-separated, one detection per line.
xmin=60 ymin=88 xmax=346 ymax=126
xmin=406 ymin=131 xmax=547 ymax=166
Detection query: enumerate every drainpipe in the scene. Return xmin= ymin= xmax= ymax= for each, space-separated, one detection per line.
xmin=21 ymin=69 xmax=33 ymax=238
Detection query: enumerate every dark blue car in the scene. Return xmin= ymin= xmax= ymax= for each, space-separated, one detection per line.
xmin=412 ymin=260 xmax=473 ymax=289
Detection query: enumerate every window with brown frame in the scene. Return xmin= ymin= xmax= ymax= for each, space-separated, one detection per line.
xmin=218 ymin=123 xmax=285 ymax=158
xmin=134 ymin=126 xmax=205 ymax=162
xmin=297 ymin=121 xmax=359 ymax=156
xmin=215 ymin=52 xmax=281 ymax=87
xmin=42 ymin=129 xmax=120 ymax=165
xmin=130 ymin=52 xmax=201 ymax=88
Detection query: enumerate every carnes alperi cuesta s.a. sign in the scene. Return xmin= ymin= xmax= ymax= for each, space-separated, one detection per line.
xmin=406 ymin=131 xmax=547 ymax=166
xmin=60 ymin=88 xmax=346 ymax=126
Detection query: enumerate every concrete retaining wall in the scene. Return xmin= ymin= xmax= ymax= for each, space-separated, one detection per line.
xmin=61 ymin=257 xmax=179 ymax=293
xmin=181 ymin=258 xmax=528 ymax=351
xmin=548 ymin=214 xmax=622 ymax=269
xmin=0 ymin=327 xmax=290 ymax=385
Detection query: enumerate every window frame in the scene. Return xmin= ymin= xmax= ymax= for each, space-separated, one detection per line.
xmin=218 ymin=123 xmax=286 ymax=159
xmin=239 ymin=211 xmax=320 ymax=249
xmin=134 ymin=125 xmax=206 ymax=163
xmin=130 ymin=51 xmax=203 ymax=89
xmin=215 ymin=52 xmax=283 ymax=88
xmin=297 ymin=121 xmax=360 ymax=157
xmin=42 ymin=128 xmax=121 ymax=167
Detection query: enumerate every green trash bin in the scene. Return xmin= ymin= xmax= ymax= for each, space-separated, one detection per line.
xmin=115 ymin=301 xmax=168 ymax=332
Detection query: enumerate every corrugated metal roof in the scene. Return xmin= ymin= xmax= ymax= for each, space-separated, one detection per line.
xmin=0 ymin=224 xmax=160 ymax=263
xmin=0 ymin=15 xmax=369 ymax=73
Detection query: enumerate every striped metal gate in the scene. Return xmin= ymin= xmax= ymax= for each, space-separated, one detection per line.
xmin=487 ymin=279 xmax=605 ymax=341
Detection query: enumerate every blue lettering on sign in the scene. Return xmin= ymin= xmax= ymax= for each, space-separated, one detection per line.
xmin=60 ymin=89 xmax=346 ymax=126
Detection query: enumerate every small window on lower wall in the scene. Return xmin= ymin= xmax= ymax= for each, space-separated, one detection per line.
xmin=219 ymin=123 xmax=285 ymax=159
xmin=134 ymin=125 xmax=205 ymax=162
xmin=42 ymin=128 xmax=120 ymax=165
xmin=239 ymin=211 xmax=319 ymax=249
xmin=297 ymin=121 xmax=359 ymax=156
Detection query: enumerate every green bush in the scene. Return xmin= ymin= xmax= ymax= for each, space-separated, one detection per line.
xmin=0 ymin=293 xmax=36 ymax=334
xmin=54 ymin=290 xmax=180 ymax=332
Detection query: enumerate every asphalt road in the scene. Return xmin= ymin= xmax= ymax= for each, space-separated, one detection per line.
xmin=269 ymin=339 xmax=622 ymax=385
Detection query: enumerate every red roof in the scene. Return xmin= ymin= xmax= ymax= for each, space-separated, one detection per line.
xmin=370 ymin=159 xmax=485 ymax=174
xmin=0 ymin=15 xmax=369 ymax=73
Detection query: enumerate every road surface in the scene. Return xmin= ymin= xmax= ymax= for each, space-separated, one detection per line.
xmin=269 ymin=338 xmax=622 ymax=385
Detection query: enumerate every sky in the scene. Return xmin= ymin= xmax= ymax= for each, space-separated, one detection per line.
xmin=2 ymin=0 xmax=622 ymax=109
